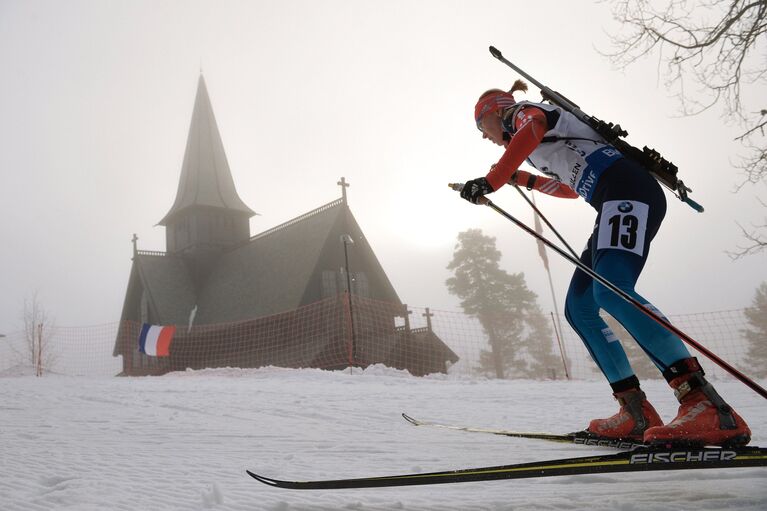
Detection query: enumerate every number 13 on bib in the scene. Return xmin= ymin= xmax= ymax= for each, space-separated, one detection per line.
xmin=597 ymin=200 xmax=649 ymax=257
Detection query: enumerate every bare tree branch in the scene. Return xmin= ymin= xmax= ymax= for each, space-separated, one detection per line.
xmin=604 ymin=0 xmax=767 ymax=255
xmin=604 ymin=0 xmax=766 ymax=118
xmin=21 ymin=293 xmax=57 ymax=375
xmin=728 ymin=216 xmax=767 ymax=258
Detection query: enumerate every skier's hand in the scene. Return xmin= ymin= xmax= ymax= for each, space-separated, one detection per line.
xmin=460 ymin=177 xmax=494 ymax=204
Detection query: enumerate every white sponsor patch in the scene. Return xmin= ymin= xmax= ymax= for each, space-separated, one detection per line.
xmin=597 ymin=200 xmax=649 ymax=257
xmin=601 ymin=327 xmax=619 ymax=343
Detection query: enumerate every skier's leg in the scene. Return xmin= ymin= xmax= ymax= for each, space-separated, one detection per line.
xmin=592 ymin=250 xmax=691 ymax=371
xmin=564 ymin=242 xmax=662 ymax=440
xmin=564 ymin=249 xmax=635 ymax=383
xmin=590 ymin=161 xmax=749 ymax=446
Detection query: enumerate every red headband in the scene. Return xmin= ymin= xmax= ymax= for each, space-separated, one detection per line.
xmin=474 ymin=91 xmax=517 ymax=129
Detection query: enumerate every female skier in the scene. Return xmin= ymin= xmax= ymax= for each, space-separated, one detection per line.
xmin=461 ymin=80 xmax=751 ymax=447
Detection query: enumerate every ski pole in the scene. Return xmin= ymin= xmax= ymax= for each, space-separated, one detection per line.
xmin=512 ymin=185 xmax=579 ymax=259
xmin=448 ymin=184 xmax=767 ymax=401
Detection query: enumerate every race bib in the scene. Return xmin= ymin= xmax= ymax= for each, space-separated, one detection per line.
xmin=596 ymin=200 xmax=649 ymax=257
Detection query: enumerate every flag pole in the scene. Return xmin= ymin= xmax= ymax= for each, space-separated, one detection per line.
xmin=521 ymin=187 xmax=570 ymax=380
xmin=550 ymin=312 xmax=570 ymax=380
xmin=544 ymin=264 xmax=569 ymax=379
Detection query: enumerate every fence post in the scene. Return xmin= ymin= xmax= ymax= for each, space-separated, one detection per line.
xmin=342 ymin=291 xmax=355 ymax=373
xmin=550 ymin=312 xmax=570 ymax=380
xmin=341 ymin=235 xmax=356 ymax=373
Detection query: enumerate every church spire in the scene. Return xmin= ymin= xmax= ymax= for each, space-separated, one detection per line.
xmin=158 ymin=74 xmax=255 ymax=226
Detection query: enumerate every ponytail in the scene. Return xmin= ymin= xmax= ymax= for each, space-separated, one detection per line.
xmin=509 ymin=79 xmax=528 ymax=95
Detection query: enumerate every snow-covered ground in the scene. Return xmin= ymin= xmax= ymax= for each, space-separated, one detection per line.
xmin=2 ymin=366 xmax=765 ymax=511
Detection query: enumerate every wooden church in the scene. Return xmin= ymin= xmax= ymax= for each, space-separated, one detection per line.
xmin=112 ymin=76 xmax=458 ymax=376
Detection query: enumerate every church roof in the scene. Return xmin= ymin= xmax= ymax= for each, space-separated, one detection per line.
xmin=132 ymin=253 xmax=197 ymax=326
xmin=195 ymin=199 xmax=346 ymax=323
xmin=130 ymin=197 xmax=401 ymax=327
xmin=195 ymin=198 xmax=400 ymax=324
xmin=158 ymin=75 xmax=255 ymax=226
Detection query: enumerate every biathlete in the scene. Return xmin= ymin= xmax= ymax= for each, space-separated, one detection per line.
xmin=461 ymin=80 xmax=751 ymax=447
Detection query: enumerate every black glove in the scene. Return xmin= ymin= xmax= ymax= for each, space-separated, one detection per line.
xmin=460 ymin=177 xmax=494 ymax=204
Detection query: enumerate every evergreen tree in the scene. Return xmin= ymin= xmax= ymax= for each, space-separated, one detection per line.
xmin=743 ymin=282 xmax=767 ymax=377
xmin=446 ymin=229 xmax=560 ymax=379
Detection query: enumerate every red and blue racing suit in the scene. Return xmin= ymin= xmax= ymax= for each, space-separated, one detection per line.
xmin=487 ymin=102 xmax=691 ymax=390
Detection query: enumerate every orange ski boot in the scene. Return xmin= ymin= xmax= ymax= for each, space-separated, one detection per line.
xmin=643 ymin=358 xmax=751 ymax=447
xmin=587 ymin=388 xmax=664 ymax=441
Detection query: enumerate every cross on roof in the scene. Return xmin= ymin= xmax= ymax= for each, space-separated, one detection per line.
xmin=402 ymin=304 xmax=412 ymax=330
xmin=423 ymin=308 xmax=434 ymax=331
xmin=337 ymin=177 xmax=350 ymax=203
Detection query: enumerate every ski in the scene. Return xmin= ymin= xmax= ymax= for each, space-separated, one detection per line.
xmin=402 ymin=413 xmax=645 ymax=450
xmin=247 ymin=445 xmax=767 ymax=489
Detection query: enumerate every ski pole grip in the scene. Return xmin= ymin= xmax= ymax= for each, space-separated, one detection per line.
xmin=448 ymin=183 xmax=490 ymax=205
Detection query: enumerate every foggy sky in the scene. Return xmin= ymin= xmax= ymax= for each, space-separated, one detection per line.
xmin=1 ymin=0 xmax=765 ymax=334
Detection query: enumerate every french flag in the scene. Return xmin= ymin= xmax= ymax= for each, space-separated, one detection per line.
xmin=138 ymin=324 xmax=176 ymax=357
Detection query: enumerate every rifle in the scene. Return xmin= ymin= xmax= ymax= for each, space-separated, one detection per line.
xmin=488 ymin=46 xmax=704 ymax=213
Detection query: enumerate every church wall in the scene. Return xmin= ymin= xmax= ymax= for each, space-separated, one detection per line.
xmin=167 ymin=208 xmax=251 ymax=255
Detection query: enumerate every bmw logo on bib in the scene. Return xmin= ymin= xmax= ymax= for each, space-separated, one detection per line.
xmin=618 ymin=201 xmax=634 ymax=213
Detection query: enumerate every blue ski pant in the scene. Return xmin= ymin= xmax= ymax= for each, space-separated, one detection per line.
xmin=564 ymin=158 xmax=691 ymax=384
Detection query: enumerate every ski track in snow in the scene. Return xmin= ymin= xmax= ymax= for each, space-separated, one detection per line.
xmin=1 ymin=366 xmax=765 ymax=510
